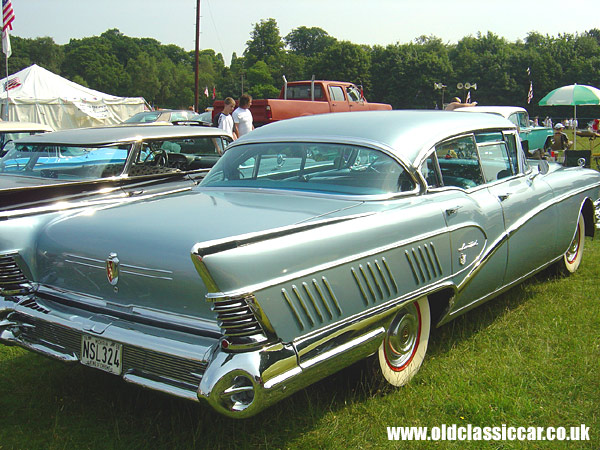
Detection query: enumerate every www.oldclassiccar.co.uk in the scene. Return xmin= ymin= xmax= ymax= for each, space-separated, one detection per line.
xmin=386 ymin=424 xmax=590 ymax=442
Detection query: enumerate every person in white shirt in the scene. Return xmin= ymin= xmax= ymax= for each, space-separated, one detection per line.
xmin=217 ymin=97 xmax=237 ymax=139
xmin=232 ymin=94 xmax=254 ymax=137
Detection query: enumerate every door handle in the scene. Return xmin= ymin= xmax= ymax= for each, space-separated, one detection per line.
xmin=498 ymin=193 xmax=511 ymax=201
xmin=445 ymin=206 xmax=462 ymax=216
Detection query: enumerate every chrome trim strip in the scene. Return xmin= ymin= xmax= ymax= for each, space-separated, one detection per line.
xmin=312 ymin=279 xmax=333 ymax=319
xmin=204 ymin=223 xmax=471 ymax=300
xmin=381 ymin=257 xmax=398 ymax=293
xmin=302 ymin=281 xmax=323 ymax=322
xmin=456 ymin=191 xmax=597 ymax=294
xmin=445 ymin=254 xmax=563 ymax=321
xmin=281 ymin=289 xmax=304 ymax=330
xmin=299 ymin=327 xmax=384 ymax=369
xmin=64 ymin=254 xmax=173 ymax=280
xmin=351 ymin=267 xmax=369 ymax=305
xmin=192 ymin=212 xmax=375 ymax=258
xmin=291 ymin=285 xmax=315 ymax=326
xmin=322 ymin=277 xmax=342 ymax=315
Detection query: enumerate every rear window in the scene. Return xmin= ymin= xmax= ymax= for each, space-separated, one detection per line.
xmin=201 ymin=142 xmax=414 ymax=196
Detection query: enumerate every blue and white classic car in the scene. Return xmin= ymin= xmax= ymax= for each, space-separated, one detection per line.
xmin=0 ymin=111 xmax=598 ymax=418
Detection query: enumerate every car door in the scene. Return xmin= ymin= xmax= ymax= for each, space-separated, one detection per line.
xmin=347 ymin=85 xmax=368 ymax=111
xmin=426 ymin=135 xmax=508 ymax=312
xmin=328 ymin=85 xmax=350 ymax=113
xmin=481 ymin=132 xmax=557 ymax=285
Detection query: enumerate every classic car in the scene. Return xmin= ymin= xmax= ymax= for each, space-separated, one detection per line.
xmin=124 ymin=109 xmax=211 ymax=125
xmin=0 ymin=111 xmax=598 ymax=419
xmin=0 ymin=121 xmax=54 ymax=157
xmin=0 ymin=124 xmax=232 ymax=217
xmin=458 ymin=106 xmax=554 ymax=156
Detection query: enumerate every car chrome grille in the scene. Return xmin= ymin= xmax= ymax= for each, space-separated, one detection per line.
xmin=0 ymin=253 xmax=31 ymax=295
xmin=18 ymin=318 xmax=207 ymax=388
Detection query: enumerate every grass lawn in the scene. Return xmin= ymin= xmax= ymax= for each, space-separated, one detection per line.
xmin=0 ymin=238 xmax=598 ymax=449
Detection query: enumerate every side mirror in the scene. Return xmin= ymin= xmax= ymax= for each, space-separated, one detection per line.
xmin=530 ymin=159 xmax=549 ymax=181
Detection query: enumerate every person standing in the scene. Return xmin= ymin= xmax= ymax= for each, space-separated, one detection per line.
xmin=216 ymin=97 xmax=237 ymax=139
xmin=232 ymin=94 xmax=254 ymax=137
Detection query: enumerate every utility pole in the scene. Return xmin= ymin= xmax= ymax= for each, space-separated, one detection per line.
xmin=194 ymin=0 xmax=200 ymax=112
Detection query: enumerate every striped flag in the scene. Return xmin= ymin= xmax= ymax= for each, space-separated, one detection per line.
xmin=2 ymin=0 xmax=14 ymax=58
xmin=2 ymin=0 xmax=14 ymax=31
xmin=527 ymin=81 xmax=533 ymax=104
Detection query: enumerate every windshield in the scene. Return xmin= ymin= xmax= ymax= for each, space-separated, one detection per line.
xmin=200 ymin=142 xmax=414 ymax=195
xmin=0 ymin=143 xmax=130 ymax=180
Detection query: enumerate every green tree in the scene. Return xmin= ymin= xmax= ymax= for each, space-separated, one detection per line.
xmin=311 ymin=41 xmax=371 ymax=88
xmin=244 ymin=18 xmax=285 ymax=67
xmin=246 ymin=60 xmax=279 ymax=98
xmin=285 ymin=26 xmax=336 ymax=57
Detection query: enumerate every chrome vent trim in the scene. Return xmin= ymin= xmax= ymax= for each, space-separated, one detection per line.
xmin=405 ymin=242 xmax=443 ymax=284
xmin=212 ymin=297 xmax=268 ymax=340
xmin=0 ymin=253 xmax=31 ymax=296
xmin=282 ymin=277 xmax=342 ymax=330
xmin=351 ymin=257 xmax=399 ymax=304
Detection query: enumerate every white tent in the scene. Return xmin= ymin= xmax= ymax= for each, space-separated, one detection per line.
xmin=0 ymin=64 xmax=148 ymax=130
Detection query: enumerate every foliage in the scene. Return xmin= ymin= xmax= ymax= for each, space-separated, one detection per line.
xmin=8 ymin=22 xmax=600 ymax=117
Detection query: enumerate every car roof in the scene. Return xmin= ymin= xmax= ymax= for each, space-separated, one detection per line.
xmin=232 ymin=110 xmax=516 ymax=164
xmin=15 ymin=124 xmax=231 ymax=145
xmin=0 ymin=121 xmax=54 ymax=132
xmin=457 ymin=106 xmax=527 ymax=119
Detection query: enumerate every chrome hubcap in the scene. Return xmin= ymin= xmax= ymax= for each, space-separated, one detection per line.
xmin=384 ymin=303 xmax=420 ymax=370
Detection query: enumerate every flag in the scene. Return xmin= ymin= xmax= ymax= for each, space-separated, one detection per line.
xmin=212 ymin=86 xmax=216 ymax=100
xmin=2 ymin=0 xmax=14 ymax=31
xmin=2 ymin=0 xmax=13 ymax=58
xmin=2 ymin=28 xmax=10 ymax=58
xmin=204 ymin=86 xmax=209 ymax=97
xmin=527 ymin=81 xmax=533 ymax=104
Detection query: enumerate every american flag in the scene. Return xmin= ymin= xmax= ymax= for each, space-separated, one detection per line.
xmin=527 ymin=81 xmax=533 ymax=104
xmin=2 ymin=0 xmax=14 ymax=32
xmin=4 ymin=76 xmax=20 ymax=91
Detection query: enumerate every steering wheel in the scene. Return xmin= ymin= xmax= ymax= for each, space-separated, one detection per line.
xmin=143 ymin=148 xmax=168 ymax=167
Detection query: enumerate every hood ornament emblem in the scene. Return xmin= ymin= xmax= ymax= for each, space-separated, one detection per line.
xmin=106 ymin=253 xmax=120 ymax=286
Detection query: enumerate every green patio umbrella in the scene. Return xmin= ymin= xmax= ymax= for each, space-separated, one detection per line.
xmin=539 ymin=83 xmax=600 ymax=150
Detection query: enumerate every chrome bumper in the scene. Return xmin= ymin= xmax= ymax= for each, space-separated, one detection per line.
xmin=0 ymin=295 xmax=387 ymax=418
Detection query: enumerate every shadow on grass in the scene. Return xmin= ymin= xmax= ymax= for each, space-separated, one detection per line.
xmin=0 ymin=267 xmax=577 ymax=450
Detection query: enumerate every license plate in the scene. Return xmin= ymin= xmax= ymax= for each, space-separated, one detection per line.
xmin=81 ymin=335 xmax=123 ymax=375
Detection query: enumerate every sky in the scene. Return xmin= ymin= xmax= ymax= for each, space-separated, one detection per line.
xmin=14 ymin=0 xmax=600 ymax=66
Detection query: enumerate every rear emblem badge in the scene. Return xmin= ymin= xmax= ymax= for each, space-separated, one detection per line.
xmin=106 ymin=253 xmax=120 ymax=286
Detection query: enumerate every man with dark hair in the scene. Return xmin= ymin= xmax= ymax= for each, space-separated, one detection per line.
xmin=232 ymin=94 xmax=254 ymax=137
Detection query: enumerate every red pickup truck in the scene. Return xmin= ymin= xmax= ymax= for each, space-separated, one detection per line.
xmin=212 ymin=80 xmax=392 ymax=127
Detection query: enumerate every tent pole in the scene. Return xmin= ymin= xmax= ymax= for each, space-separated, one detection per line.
xmin=574 ymin=104 xmax=577 ymax=150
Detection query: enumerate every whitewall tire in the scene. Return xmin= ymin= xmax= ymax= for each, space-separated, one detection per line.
xmin=562 ymin=211 xmax=585 ymax=274
xmin=378 ymin=296 xmax=430 ymax=387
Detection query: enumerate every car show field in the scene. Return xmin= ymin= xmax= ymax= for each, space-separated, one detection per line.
xmin=1 ymin=111 xmax=598 ymax=429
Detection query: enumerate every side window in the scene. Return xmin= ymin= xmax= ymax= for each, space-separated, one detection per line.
xmin=478 ymin=141 xmax=514 ymax=182
xmin=435 ymin=136 xmax=484 ymax=189
xmin=346 ymin=86 xmax=362 ymax=102
xmin=329 ymin=86 xmax=345 ymax=102
xmin=420 ymin=153 xmax=441 ymax=188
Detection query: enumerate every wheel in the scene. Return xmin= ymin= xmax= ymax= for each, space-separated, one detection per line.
xmin=378 ymin=296 xmax=430 ymax=386
xmin=560 ymin=211 xmax=585 ymax=274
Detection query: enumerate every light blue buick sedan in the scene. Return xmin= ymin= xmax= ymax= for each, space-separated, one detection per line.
xmin=0 ymin=110 xmax=598 ymax=418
